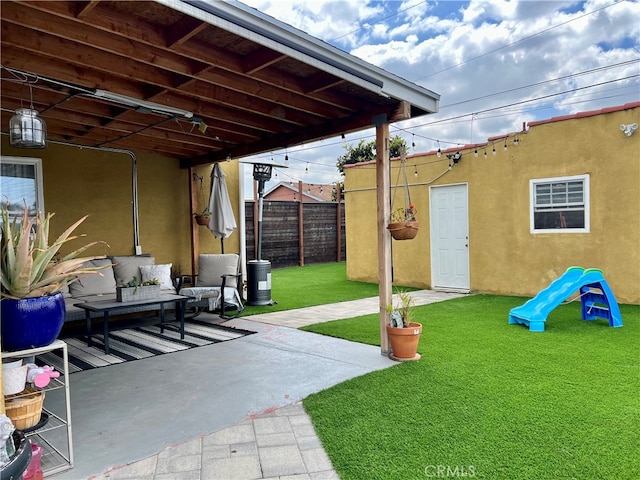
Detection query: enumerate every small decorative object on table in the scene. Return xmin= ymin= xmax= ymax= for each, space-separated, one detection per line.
xmin=116 ymin=277 xmax=160 ymax=302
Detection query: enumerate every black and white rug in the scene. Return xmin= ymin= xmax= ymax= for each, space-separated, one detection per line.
xmin=36 ymin=320 xmax=255 ymax=373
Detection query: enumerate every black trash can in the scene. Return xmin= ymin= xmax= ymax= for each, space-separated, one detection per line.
xmin=246 ymin=259 xmax=272 ymax=306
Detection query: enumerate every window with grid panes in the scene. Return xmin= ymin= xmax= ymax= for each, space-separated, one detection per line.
xmin=530 ymin=174 xmax=589 ymax=233
xmin=0 ymin=156 xmax=44 ymax=221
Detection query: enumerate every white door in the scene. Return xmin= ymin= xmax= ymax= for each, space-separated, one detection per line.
xmin=430 ymin=184 xmax=470 ymax=291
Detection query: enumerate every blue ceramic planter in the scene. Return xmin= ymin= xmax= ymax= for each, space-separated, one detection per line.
xmin=1 ymin=292 xmax=66 ymax=351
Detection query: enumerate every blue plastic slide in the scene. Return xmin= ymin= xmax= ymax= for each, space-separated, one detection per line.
xmin=508 ymin=266 xmax=623 ymax=332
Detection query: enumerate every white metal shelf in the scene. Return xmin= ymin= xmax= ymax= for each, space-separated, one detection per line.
xmin=2 ymin=340 xmax=74 ymax=476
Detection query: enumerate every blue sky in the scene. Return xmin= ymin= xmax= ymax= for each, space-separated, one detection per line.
xmin=237 ymin=0 xmax=640 ymax=195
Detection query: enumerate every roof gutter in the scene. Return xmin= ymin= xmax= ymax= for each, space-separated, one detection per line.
xmin=161 ymin=0 xmax=439 ymax=114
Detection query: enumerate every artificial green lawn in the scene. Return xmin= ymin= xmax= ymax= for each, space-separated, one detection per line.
xmin=301 ymin=295 xmax=639 ymax=480
xmin=241 ymin=262 xmax=415 ymax=315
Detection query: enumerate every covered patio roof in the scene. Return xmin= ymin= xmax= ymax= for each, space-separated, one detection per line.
xmin=1 ymin=0 xmax=439 ymax=167
xmin=1 ymin=0 xmax=440 ymax=356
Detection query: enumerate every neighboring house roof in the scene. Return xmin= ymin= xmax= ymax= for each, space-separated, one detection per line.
xmin=0 ymin=0 xmax=440 ymax=165
xmin=264 ymin=182 xmax=333 ymax=202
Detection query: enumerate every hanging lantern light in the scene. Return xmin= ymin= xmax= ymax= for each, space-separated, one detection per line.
xmin=8 ymin=80 xmax=46 ymax=149
xmin=9 ymin=108 xmax=47 ymax=148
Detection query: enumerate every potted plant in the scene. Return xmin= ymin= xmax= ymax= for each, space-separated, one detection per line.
xmin=1 ymin=202 xmax=108 ymax=351
xmin=193 ymin=172 xmax=211 ymax=226
xmin=387 ymin=205 xmax=419 ymax=240
xmin=116 ymin=277 xmax=160 ymax=302
xmin=194 ymin=209 xmax=211 ymax=226
xmin=386 ymin=290 xmax=422 ymax=361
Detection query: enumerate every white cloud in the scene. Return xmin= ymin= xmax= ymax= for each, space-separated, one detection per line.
xmin=238 ymin=0 xmax=640 ymax=194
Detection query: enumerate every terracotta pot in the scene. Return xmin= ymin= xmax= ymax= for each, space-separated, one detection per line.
xmin=195 ymin=214 xmax=210 ymax=226
xmin=386 ymin=322 xmax=422 ymax=360
xmin=1 ymin=292 xmax=65 ymax=352
xmin=387 ymin=220 xmax=419 ymax=240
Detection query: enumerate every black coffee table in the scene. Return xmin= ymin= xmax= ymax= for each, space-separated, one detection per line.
xmin=75 ymin=294 xmax=189 ymax=354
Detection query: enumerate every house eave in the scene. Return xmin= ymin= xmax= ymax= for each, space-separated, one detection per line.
xmin=168 ymin=0 xmax=440 ymax=115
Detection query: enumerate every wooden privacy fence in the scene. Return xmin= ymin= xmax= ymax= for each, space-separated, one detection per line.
xmin=245 ymin=200 xmax=345 ymax=268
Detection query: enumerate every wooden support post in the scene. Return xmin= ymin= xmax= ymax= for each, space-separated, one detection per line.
xmin=375 ymin=116 xmax=392 ymax=356
xmin=298 ymin=180 xmax=305 ymax=266
xmin=336 ymin=182 xmax=342 ymax=262
xmin=189 ymin=167 xmax=200 ymax=280
xmin=253 ymin=179 xmax=259 ymax=259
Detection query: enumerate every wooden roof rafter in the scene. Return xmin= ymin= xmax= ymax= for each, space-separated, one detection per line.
xmin=0 ymin=0 xmax=439 ymax=166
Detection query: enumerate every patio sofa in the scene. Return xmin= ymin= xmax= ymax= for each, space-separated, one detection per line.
xmin=63 ymin=255 xmax=177 ymax=322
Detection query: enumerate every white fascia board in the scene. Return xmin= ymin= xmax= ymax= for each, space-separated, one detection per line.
xmin=160 ymin=0 xmax=440 ymax=114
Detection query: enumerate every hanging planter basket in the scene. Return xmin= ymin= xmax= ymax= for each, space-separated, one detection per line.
xmin=387 ymin=220 xmax=419 ymax=240
xmin=195 ymin=214 xmax=210 ymax=226
xmin=388 ymin=145 xmax=419 ymax=240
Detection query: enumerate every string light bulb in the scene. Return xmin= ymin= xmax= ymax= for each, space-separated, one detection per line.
xmin=305 ymin=162 xmax=309 ymax=173
xmin=503 ymin=139 xmax=508 ymax=151
xmin=514 ymin=135 xmax=519 ymax=145
xmin=436 ymin=140 xmax=441 ymax=157
xmin=412 ymin=133 xmax=416 ymax=149
xmin=484 ymin=148 xmax=487 ymax=158
xmin=492 ymin=144 xmax=496 ymax=156
xmin=414 ymin=165 xmax=418 ymax=177
xmin=474 ymin=148 xmax=478 ymax=157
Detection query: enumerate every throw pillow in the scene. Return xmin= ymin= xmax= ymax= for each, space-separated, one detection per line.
xmin=140 ymin=264 xmax=173 ymax=290
xmin=68 ymin=258 xmax=116 ymax=297
xmin=112 ymin=255 xmax=155 ymax=285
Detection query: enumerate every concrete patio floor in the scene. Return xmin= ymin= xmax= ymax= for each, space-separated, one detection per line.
xmin=47 ymin=290 xmax=464 ymax=479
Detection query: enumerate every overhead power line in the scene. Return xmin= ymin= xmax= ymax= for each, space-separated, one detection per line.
xmin=441 ymin=59 xmax=640 ymax=109
xmin=330 ymin=1 xmax=428 ymax=42
xmin=419 ymin=74 xmax=639 ymax=127
xmin=415 ymin=0 xmax=624 ymax=81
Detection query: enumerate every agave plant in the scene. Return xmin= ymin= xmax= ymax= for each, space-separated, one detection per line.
xmin=1 ymin=202 xmax=108 ymax=299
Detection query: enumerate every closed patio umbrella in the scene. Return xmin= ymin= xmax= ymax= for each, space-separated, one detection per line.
xmin=208 ymin=163 xmax=237 ymax=253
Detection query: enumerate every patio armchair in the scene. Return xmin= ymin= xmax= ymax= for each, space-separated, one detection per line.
xmin=179 ymin=254 xmax=244 ymax=320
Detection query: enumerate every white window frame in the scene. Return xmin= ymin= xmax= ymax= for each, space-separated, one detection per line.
xmin=0 ymin=156 xmax=45 ymax=220
xmin=530 ymin=174 xmax=590 ymax=234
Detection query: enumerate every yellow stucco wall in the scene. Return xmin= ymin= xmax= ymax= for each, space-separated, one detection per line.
xmin=344 ymin=105 xmax=640 ymax=304
xmin=1 ymin=138 xmax=241 ymax=277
